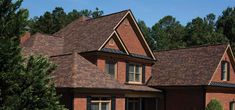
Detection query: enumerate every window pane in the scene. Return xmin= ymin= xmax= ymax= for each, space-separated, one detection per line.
xmin=135 ymin=74 xmax=140 ymax=82
xmin=101 ymin=102 xmax=109 ymax=110
xmin=109 ymin=64 xmax=115 ymax=75
xmin=128 ymin=102 xmax=134 ymax=110
xmin=129 ymin=73 xmax=134 ymax=81
xmin=91 ymin=103 xmax=99 ymax=110
xmin=129 ymin=64 xmax=134 ymax=72
xmin=222 ymin=62 xmax=228 ymax=80
xmin=105 ymin=64 xmax=109 ymax=74
xmin=136 ymin=65 xmax=140 ymax=73
xmin=105 ymin=61 xmax=116 ymax=78
xmin=230 ymin=102 xmax=235 ymax=110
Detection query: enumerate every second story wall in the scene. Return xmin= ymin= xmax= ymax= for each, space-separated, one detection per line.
xmin=211 ymin=49 xmax=235 ymax=83
xmin=96 ymin=56 xmax=152 ymax=84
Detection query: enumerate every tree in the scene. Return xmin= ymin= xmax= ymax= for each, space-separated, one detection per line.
xmin=217 ymin=7 xmax=235 ymax=52
xmin=0 ymin=0 xmax=65 ymax=109
xmin=91 ymin=7 xmax=103 ymax=18
xmin=0 ymin=0 xmax=28 ymax=107
xmin=185 ymin=14 xmax=228 ymax=46
xmin=151 ymin=16 xmax=186 ymax=50
xmin=29 ymin=7 xmax=104 ymax=34
xmin=138 ymin=20 xmax=157 ymax=50
xmin=206 ymin=99 xmax=223 ymax=110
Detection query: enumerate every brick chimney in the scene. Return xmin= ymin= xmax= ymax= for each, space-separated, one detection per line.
xmin=20 ymin=32 xmax=30 ymax=44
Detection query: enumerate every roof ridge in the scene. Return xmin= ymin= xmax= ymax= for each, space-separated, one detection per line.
xmin=85 ymin=9 xmax=130 ymax=22
xmin=153 ymin=43 xmax=229 ymax=53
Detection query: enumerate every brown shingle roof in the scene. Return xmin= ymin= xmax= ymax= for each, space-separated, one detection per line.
xmin=50 ymin=52 xmax=160 ymax=92
xmin=53 ymin=10 xmax=129 ymax=53
xmin=50 ymin=53 xmax=127 ymax=89
xmin=22 ymin=33 xmax=64 ymax=56
xmin=148 ymin=44 xmax=228 ymax=86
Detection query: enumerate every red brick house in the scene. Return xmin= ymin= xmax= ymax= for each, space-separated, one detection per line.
xmin=148 ymin=44 xmax=235 ymax=110
xmin=21 ymin=10 xmax=235 ymax=110
xmin=22 ymin=10 xmax=163 ymax=110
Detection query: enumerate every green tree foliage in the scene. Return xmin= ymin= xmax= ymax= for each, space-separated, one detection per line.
xmin=217 ymin=7 xmax=235 ymax=51
xmin=29 ymin=7 xmax=103 ymax=34
xmin=0 ymin=0 xmax=28 ymax=106
xmin=0 ymin=0 xmax=65 ymax=109
xmin=152 ymin=16 xmax=186 ymax=50
xmin=185 ymin=14 xmax=228 ymax=46
xmin=206 ymin=99 xmax=223 ymax=110
xmin=138 ymin=20 xmax=157 ymax=50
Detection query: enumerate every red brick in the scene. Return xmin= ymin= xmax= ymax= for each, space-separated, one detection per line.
xmin=206 ymin=91 xmax=235 ymax=110
xmin=116 ymin=97 xmax=125 ymax=110
xmin=73 ymin=95 xmax=87 ymax=110
xmin=116 ymin=18 xmax=147 ymax=56
xmin=211 ymin=50 xmax=235 ymax=83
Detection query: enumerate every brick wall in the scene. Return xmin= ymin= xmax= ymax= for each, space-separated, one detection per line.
xmin=104 ymin=37 xmax=120 ymax=50
xmin=96 ymin=57 xmax=152 ymax=84
xmin=212 ymin=50 xmax=235 ymax=83
xmin=73 ymin=94 xmax=125 ymax=110
xmin=73 ymin=94 xmax=87 ymax=110
xmin=116 ymin=97 xmax=125 ymax=110
xmin=116 ymin=18 xmax=147 ymax=56
xmin=206 ymin=90 xmax=235 ymax=110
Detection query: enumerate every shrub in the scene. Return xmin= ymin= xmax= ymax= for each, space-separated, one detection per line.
xmin=206 ymin=99 xmax=223 ymax=110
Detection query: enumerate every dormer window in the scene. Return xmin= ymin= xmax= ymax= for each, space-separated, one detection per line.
xmin=221 ymin=61 xmax=230 ymax=81
xmin=105 ymin=60 xmax=117 ymax=78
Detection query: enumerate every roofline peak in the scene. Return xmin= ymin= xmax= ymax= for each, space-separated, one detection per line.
xmin=153 ymin=43 xmax=230 ymax=53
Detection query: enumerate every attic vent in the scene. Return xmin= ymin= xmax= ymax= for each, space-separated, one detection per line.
xmin=109 ymin=39 xmax=115 ymax=46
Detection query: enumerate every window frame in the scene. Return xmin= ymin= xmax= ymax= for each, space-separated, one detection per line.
xmin=230 ymin=101 xmax=235 ymax=110
xmin=127 ymin=98 xmax=141 ymax=110
xmin=128 ymin=63 xmax=142 ymax=84
xmin=105 ymin=60 xmax=117 ymax=78
xmin=91 ymin=97 xmax=111 ymax=110
xmin=221 ymin=61 xmax=230 ymax=81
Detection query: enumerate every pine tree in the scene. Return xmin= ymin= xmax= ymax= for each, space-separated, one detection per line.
xmin=0 ymin=0 xmax=28 ymax=107
xmin=0 ymin=0 xmax=66 ymax=109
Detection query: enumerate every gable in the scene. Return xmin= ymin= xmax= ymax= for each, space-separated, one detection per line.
xmin=210 ymin=46 xmax=235 ymax=84
xmin=148 ymin=44 xmax=228 ymax=86
xmin=116 ymin=17 xmax=147 ymax=56
xmin=103 ymin=34 xmax=127 ymax=53
xmin=114 ymin=11 xmax=156 ymax=60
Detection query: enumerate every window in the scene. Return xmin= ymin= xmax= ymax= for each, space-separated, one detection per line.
xmin=128 ymin=98 xmax=141 ymax=110
xmin=221 ymin=61 xmax=230 ymax=81
xmin=230 ymin=101 xmax=235 ymax=110
xmin=128 ymin=64 xmax=142 ymax=83
xmin=105 ymin=60 xmax=117 ymax=78
xmin=91 ymin=97 xmax=111 ymax=110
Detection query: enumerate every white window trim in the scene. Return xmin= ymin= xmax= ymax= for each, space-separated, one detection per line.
xmin=222 ymin=61 xmax=229 ymax=81
xmin=128 ymin=63 xmax=142 ymax=84
xmin=230 ymin=101 xmax=235 ymax=110
xmin=91 ymin=98 xmax=111 ymax=110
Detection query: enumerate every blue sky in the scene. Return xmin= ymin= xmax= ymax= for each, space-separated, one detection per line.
xmin=22 ymin=0 xmax=235 ymax=27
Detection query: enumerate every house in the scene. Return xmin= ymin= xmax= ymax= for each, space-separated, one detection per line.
xmin=22 ymin=10 xmax=164 ymax=110
xmin=148 ymin=44 xmax=235 ymax=110
xmin=21 ymin=9 xmax=235 ymax=110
